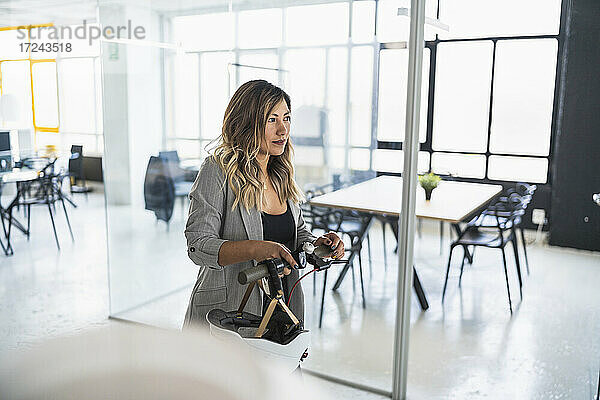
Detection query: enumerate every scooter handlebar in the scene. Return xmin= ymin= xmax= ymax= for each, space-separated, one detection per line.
xmin=238 ymin=261 xmax=280 ymax=285
xmin=237 ymin=244 xmax=333 ymax=285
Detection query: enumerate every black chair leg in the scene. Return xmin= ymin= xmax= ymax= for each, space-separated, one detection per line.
xmin=511 ymin=237 xmax=523 ymax=299
xmin=500 ymin=247 xmax=513 ymax=313
xmin=319 ymin=269 xmax=328 ymax=328
xmin=366 ymin=233 xmax=372 ymax=276
xmin=312 ymin=272 xmax=316 ymax=296
xmin=358 ymin=250 xmax=366 ymax=309
xmin=442 ymin=245 xmax=455 ymax=302
xmin=382 ymin=221 xmax=388 ymax=271
xmin=439 ymin=221 xmax=444 ymax=255
xmin=458 ymin=250 xmax=467 ymax=287
xmin=27 ymin=205 xmax=31 ymax=240
xmin=60 ymin=198 xmax=74 ymax=242
xmin=47 ymin=203 xmax=60 ymax=250
xmin=519 ymin=228 xmax=530 ymax=275
xmin=350 ymin=252 xmax=356 ymax=291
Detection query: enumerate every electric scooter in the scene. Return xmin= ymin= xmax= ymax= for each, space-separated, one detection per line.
xmin=207 ymin=242 xmax=347 ymax=373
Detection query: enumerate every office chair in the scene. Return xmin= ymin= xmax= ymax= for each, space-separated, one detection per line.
xmin=158 ymin=151 xmax=193 ymax=216
xmin=443 ymin=197 xmax=526 ymax=313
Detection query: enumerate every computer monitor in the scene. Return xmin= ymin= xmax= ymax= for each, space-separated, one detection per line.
xmin=0 ymin=130 xmax=10 ymax=152
xmin=0 ymin=130 xmax=11 ymax=171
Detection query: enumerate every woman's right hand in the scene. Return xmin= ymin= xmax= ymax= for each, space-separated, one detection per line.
xmin=252 ymin=240 xmax=297 ymax=275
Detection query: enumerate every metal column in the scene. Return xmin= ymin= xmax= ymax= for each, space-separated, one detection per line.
xmin=392 ymin=0 xmax=426 ymax=399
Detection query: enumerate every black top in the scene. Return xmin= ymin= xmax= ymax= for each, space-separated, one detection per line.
xmin=261 ymin=206 xmax=295 ymax=247
xmin=260 ymin=206 xmax=295 ymax=311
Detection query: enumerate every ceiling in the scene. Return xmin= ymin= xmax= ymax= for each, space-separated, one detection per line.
xmin=0 ymin=0 xmax=348 ymax=27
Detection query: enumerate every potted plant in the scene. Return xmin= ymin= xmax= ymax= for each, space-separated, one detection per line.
xmin=418 ymin=172 xmax=441 ymax=201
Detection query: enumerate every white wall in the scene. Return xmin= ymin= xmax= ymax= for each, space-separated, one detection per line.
xmin=100 ymin=5 xmax=164 ymax=206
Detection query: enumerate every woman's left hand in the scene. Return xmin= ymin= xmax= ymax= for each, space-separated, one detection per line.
xmin=313 ymin=232 xmax=345 ymax=259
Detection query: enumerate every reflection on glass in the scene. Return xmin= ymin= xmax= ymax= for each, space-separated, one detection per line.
xmin=377 ymin=48 xmax=430 ymax=143
xmin=285 ymin=3 xmax=349 ymax=46
xmin=431 ymin=152 xmax=486 ymax=178
xmin=433 ymin=41 xmax=493 ymax=153
xmin=439 ymin=0 xmax=562 ymax=39
xmin=102 ymin=39 xmax=194 ymax=326
xmin=490 ymin=39 xmax=558 ymax=156
xmin=350 ymin=46 xmax=373 ymax=147
xmin=31 ymin=61 xmax=59 ymax=127
xmin=488 ymin=155 xmax=548 ymax=183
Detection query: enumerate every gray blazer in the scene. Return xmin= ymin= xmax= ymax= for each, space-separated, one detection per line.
xmin=182 ymin=157 xmax=317 ymax=330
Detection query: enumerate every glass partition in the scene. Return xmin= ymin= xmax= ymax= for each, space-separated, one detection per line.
xmin=99 ymin=3 xmax=200 ymax=328
xmin=100 ymin=0 xmax=405 ymax=395
xmin=99 ymin=0 xmax=568 ymax=398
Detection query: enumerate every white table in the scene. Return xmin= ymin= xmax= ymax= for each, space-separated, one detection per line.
xmin=310 ymin=176 xmax=503 ymax=223
xmin=309 ymin=176 xmax=503 ymax=311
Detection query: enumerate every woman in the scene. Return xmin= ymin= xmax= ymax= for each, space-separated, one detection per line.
xmin=182 ymin=80 xmax=344 ymax=329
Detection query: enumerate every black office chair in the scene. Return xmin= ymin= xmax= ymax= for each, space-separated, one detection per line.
xmin=144 ymin=156 xmax=175 ymax=228
xmin=17 ymin=158 xmax=74 ymax=250
xmin=303 ymin=181 xmax=369 ymax=328
xmin=158 ymin=151 xmax=193 ymax=216
xmin=68 ymin=145 xmax=92 ymax=199
xmin=470 ymin=182 xmax=536 ymax=275
xmin=443 ymin=197 xmax=526 ymax=313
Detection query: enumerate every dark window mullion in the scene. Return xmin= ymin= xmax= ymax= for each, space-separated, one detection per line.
xmin=484 ymin=39 xmax=498 ymax=180
xmin=423 ymin=41 xmax=437 ymax=169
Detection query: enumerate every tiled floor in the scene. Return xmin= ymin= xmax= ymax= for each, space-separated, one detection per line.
xmin=1 ymin=187 xmax=599 ymax=399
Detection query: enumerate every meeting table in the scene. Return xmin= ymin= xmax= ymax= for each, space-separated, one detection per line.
xmin=309 ymin=175 xmax=503 ymax=313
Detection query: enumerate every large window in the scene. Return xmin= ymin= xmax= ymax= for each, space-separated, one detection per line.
xmin=167 ymin=2 xmax=374 ymax=174
xmin=490 ymin=39 xmax=558 ymax=157
xmin=0 ymin=24 xmax=103 ymax=154
xmin=376 ymin=1 xmax=561 ymax=184
xmin=378 ymin=48 xmax=430 ymax=143
xmin=167 ymin=0 xmax=562 ymax=185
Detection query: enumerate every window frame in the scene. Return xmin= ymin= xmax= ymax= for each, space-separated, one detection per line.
xmin=378 ymin=32 xmax=563 ymax=187
xmin=166 ymin=0 xmax=565 ymax=189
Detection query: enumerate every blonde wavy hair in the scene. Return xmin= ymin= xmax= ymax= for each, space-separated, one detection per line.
xmin=211 ymin=80 xmax=303 ymax=212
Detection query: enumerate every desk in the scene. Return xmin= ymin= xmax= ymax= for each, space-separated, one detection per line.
xmin=310 ymin=176 xmax=503 ymax=310
xmin=0 ymin=168 xmax=39 ymax=255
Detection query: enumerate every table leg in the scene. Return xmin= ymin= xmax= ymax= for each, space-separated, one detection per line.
xmin=381 ymin=216 xmax=429 ymax=311
xmin=332 ymin=216 xmax=374 ymax=291
xmin=412 ymin=266 xmax=429 ymax=311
